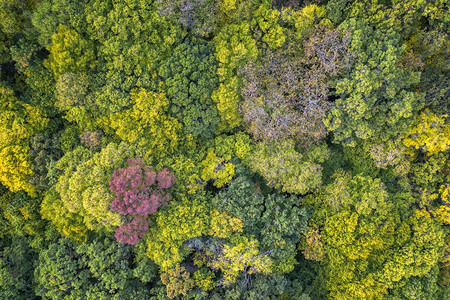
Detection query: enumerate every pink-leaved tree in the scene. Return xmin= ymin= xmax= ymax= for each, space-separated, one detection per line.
xmin=109 ymin=158 xmax=176 ymax=244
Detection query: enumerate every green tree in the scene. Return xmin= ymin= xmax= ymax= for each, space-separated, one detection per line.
xmin=159 ymin=39 xmax=220 ymax=139
xmin=324 ymin=2 xmax=424 ymax=147
xmin=35 ymin=237 xmax=151 ymax=299
xmin=53 ymin=143 xmax=141 ymax=234
xmin=0 ymin=237 xmax=37 ymax=299
xmin=247 ymin=139 xmax=329 ymax=194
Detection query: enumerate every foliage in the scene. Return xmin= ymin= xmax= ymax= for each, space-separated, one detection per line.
xmin=0 ymin=237 xmax=37 ymax=299
xmin=0 ymin=83 xmax=49 ymax=195
xmin=53 ymin=143 xmax=142 ymax=234
xmin=0 ymin=189 xmax=45 ymax=238
xmin=45 ymin=25 xmax=95 ymax=79
xmin=403 ymin=109 xmax=450 ymax=156
xmin=247 ymin=139 xmax=329 ymax=194
xmin=324 ymin=2 xmax=423 ymax=146
xmin=35 ymin=237 xmax=150 ymax=299
xmin=201 ymin=234 xmax=273 ymax=287
xmin=156 ymin=0 xmax=221 ymax=37
xmin=85 ymin=0 xmax=184 ymax=88
xmin=159 ymin=39 xmax=220 ymax=139
xmin=282 ymin=4 xmax=329 ymax=40
xmin=312 ymin=173 xmax=446 ymax=299
xmin=200 ymin=149 xmax=235 ymax=188
xmin=109 ymin=157 xmax=175 ymax=244
xmin=160 ymin=264 xmax=195 ymax=299
xmin=28 ymin=133 xmax=63 ymax=191
xmin=0 ymin=0 xmax=449 ymax=298
xmin=251 ymin=3 xmax=286 ymax=49
xmin=109 ymin=89 xmax=182 ymax=158
xmin=212 ymin=22 xmax=258 ymax=131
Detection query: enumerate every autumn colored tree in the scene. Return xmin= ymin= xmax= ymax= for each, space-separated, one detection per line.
xmin=0 ymin=83 xmax=49 ymax=195
xmin=109 ymin=157 xmax=175 ymax=244
xmin=109 ymin=89 xmax=182 ymax=158
xmin=156 ymin=0 xmax=221 ymax=37
xmin=309 ymin=172 xmax=446 ymax=299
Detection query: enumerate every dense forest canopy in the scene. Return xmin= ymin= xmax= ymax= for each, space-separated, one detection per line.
xmin=0 ymin=0 xmax=449 ymax=299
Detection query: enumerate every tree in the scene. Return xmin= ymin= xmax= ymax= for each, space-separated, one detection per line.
xmin=109 ymin=157 xmax=176 ymax=245
xmin=156 ymin=0 xmax=221 ymax=37
xmin=247 ymin=139 xmax=329 ymax=194
xmin=45 ymin=25 xmax=96 ymax=79
xmin=31 ymin=0 xmax=89 ymax=47
xmin=212 ymin=22 xmax=258 ymax=131
xmin=0 ymin=188 xmax=46 ymax=239
xmin=0 ymin=0 xmax=37 ymax=63
xmin=109 ymin=89 xmax=182 ymax=158
xmin=324 ymin=2 xmax=423 ymax=146
xmin=159 ymin=39 xmax=220 ymax=139
xmin=196 ymin=234 xmax=273 ymax=287
xmin=28 ymin=133 xmax=63 ymax=191
xmin=310 ymin=172 xmax=446 ymax=299
xmin=0 ymin=83 xmax=49 ymax=195
xmin=0 ymin=237 xmax=37 ymax=299
xmin=251 ymin=3 xmax=286 ymax=49
xmin=85 ymin=0 xmax=184 ymax=88
xmin=145 ymin=191 xmax=244 ymax=271
xmin=212 ymin=166 xmax=309 ymax=272
xmin=403 ymin=109 xmax=450 ymax=156
xmin=54 ymin=143 xmax=141 ymax=234
xmin=35 ymin=237 xmax=151 ymax=299
xmin=160 ymin=264 xmax=195 ymax=299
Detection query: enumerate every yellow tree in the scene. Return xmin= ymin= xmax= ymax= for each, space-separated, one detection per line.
xmin=109 ymin=89 xmax=182 ymax=158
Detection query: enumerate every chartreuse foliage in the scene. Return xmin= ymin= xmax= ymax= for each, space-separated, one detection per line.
xmin=45 ymin=25 xmax=95 ymax=79
xmin=201 ymin=234 xmax=273 ymax=287
xmin=85 ymin=0 xmax=184 ymax=79
xmin=110 ymin=89 xmax=182 ymax=158
xmin=166 ymin=132 xmax=251 ymax=194
xmin=212 ymin=22 xmax=258 ymax=131
xmin=403 ymin=109 xmax=450 ymax=156
xmin=251 ymin=3 xmax=286 ymax=49
xmin=144 ymin=192 xmax=244 ymax=271
xmin=310 ymin=172 xmax=446 ymax=299
xmin=247 ymin=139 xmax=330 ymax=194
xmin=42 ymin=143 xmax=146 ymax=241
xmin=0 ymin=83 xmax=49 ymax=196
xmin=282 ymin=4 xmax=330 ymax=40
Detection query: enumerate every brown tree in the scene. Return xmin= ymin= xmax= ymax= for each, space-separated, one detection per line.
xmin=239 ymin=25 xmax=350 ymax=148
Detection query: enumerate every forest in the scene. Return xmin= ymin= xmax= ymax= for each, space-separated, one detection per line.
xmin=0 ymin=0 xmax=449 ymax=299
